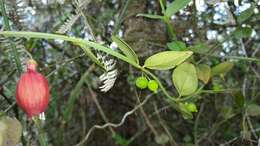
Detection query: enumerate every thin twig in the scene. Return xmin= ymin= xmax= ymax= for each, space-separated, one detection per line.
xmin=0 ymin=69 xmax=16 ymax=85
xmin=128 ymin=104 xmax=172 ymax=144
xmin=75 ymin=93 xmax=154 ymax=146
xmin=194 ymin=102 xmax=205 ymax=146
xmin=4 ymin=102 xmax=16 ymax=113
xmin=219 ymin=137 xmax=238 ymax=146
xmin=154 ymin=102 xmax=177 ymax=146
xmin=113 ymin=0 xmax=132 ymax=35
xmin=198 ymin=112 xmax=239 ymax=143
xmin=86 ymin=84 xmax=115 ymax=134
xmin=0 ymin=93 xmax=13 ymax=105
xmin=220 ymin=127 xmax=260 ymax=146
xmin=80 ymin=5 xmax=116 ymax=135
xmin=209 ymin=55 xmax=260 ymax=62
xmin=246 ymin=112 xmax=258 ymax=139
xmin=45 ymin=53 xmax=85 ymax=78
xmin=135 ymin=91 xmax=158 ymax=136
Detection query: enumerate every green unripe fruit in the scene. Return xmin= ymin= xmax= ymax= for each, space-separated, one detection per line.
xmin=135 ymin=77 xmax=148 ymax=89
xmin=185 ymin=103 xmax=198 ymax=113
xmin=148 ymin=80 xmax=158 ymax=92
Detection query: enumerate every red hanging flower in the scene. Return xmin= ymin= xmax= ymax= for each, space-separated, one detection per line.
xmin=16 ymin=59 xmax=49 ymax=118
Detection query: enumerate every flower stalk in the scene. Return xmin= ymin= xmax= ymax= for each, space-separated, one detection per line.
xmin=33 ymin=117 xmax=48 ymax=146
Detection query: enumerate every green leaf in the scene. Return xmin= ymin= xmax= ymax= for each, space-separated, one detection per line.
xmin=167 ymin=41 xmax=187 ymax=51
xmin=196 ymin=64 xmax=211 ymax=84
xmin=155 ymin=133 xmax=169 ymax=145
xmin=0 ymin=112 xmax=4 ymax=118
xmin=254 ymin=13 xmax=260 ymax=21
xmin=247 ymin=104 xmax=260 ymax=117
xmin=0 ymin=119 xmax=7 ymax=146
xmin=112 ymin=35 xmax=139 ymax=64
xmin=178 ymin=102 xmax=193 ymax=119
xmin=165 ymin=0 xmax=191 ymax=17
xmin=183 ymin=135 xmax=192 ymax=142
xmin=189 ymin=42 xmax=210 ymax=54
xmin=112 ymin=133 xmax=129 ymax=146
xmin=211 ymin=62 xmax=234 ymax=76
xmin=185 ymin=102 xmax=198 ymax=113
xmin=78 ymin=44 xmax=105 ymax=70
xmin=220 ymin=106 xmax=233 ymax=119
xmin=172 ymin=62 xmax=198 ymax=96
xmin=233 ymin=91 xmax=245 ymax=108
xmin=137 ymin=14 xmax=163 ymax=20
xmin=0 ymin=116 xmax=22 ymax=146
xmin=233 ymin=27 xmax=252 ymax=39
xmin=144 ymin=51 xmax=193 ymax=70
xmin=237 ymin=6 xmax=254 ymax=24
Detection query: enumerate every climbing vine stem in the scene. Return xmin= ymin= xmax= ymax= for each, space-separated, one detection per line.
xmin=0 ymin=31 xmax=177 ymax=102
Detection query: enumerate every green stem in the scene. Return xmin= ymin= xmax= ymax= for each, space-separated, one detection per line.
xmin=0 ymin=0 xmax=23 ymax=74
xmin=178 ymin=85 xmax=205 ymax=102
xmin=112 ymin=0 xmax=132 ymax=35
xmin=163 ymin=16 xmax=177 ymax=41
xmin=210 ymin=55 xmax=260 ymax=62
xmin=0 ymin=31 xmax=139 ymax=67
xmin=142 ymin=68 xmax=177 ymax=101
xmin=33 ymin=117 xmax=48 ymax=146
xmin=0 ymin=31 xmax=177 ymax=102
xmin=0 ymin=0 xmax=10 ymax=30
xmin=159 ymin=0 xmax=166 ymax=14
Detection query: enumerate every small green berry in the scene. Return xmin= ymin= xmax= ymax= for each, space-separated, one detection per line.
xmin=185 ymin=103 xmax=198 ymax=113
xmin=148 ymin=80 xmax=158 ymax=92
xmin=135 ymin=77 xmax=148 ymax=89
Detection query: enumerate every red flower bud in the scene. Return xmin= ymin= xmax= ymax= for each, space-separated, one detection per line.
xmin=16 ymin=59 xmax=49 ymax=118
